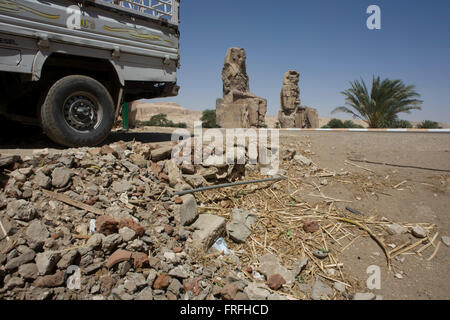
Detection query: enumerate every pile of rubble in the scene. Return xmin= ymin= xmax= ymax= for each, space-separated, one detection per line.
xmin=1 ymin=139 xmax=443 ymax=301
xmin=0 ymin=140 xmax=292 ymax=300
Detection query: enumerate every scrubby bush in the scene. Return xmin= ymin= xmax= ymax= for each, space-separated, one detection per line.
xmin=417 ymin=120 xmax=442 ymax=129
xmin=201 ymin=110 xmax=217 ymax=128
xmin=136 ymin=113 xmax=187 ymax=128
xmin=322 ymin=119 xmax=363 ymax=128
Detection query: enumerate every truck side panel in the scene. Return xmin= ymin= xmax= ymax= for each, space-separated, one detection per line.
xmin=0 ymin=0 xmax=179 ymax=83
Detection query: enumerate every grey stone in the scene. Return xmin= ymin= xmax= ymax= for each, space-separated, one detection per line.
xmin=111 ymin=180 xmax=132 ymax=194
xmin=333 ymin=282 xmax=346 ymax=293
xmin=111 ymin=287 xmax=134 ymax=300
xmin=353 ymin=292 xmax=376 ymax=300
xmin=121 ymin=160 xmax=140 ymax=173
xmin=84 ymin=261 xmax=104 ymax=275
xmin=6 ymin=200 xmax=36 ymax=221
xmin=51 ymin=167 xmax=72 ymax=188
xmin=166 ymin=159 xmax=183 ymax=187
xmin=5 ymin=250 xmax=36 ymax=271
xmin=226 ymin=221 xmax=251 ymax=243
xmin=231 ymin=208 xmax=258 ymax=228
xmin=6 ymin=276 xmax=24 ymax=290
xmin=297 ymin=283 xmax=312 ymax=294
xmin=387 ymin=223 xmax=407 ymax=235
xmin=35 ymin=251 xmax=61 ymax=275
xmin=267 ymin=293 xmax=288 ymax=300
xmin=177 ymin=194 xmax=199 ymax=226
xmin=124 ymin=279 xmax=137 ymax=293
xmin=442 ymin=236 xmax=450 ymax=247
xmin=130 ymin=273 xmax=147 ymax=289
xmin=119 ymin=227 xmax=136 ymax=242
xmin=183 ymin=175 xmax=206 ymax=188
xmin=87 ymin=233 xmax=105 ymax=249
xmin=258 ymin=254 xmax=295 ymax=284
xmin=311 ymin=278 xmax=333 ymax=300
xmin=33 ymin=171 xmax=51 ymax=189
xmin=151 ymin=145 xmax=173 ymax=162
xmin=146 ymin=269 xmax=158 ymax=286
xmin=18 ymin=263 xmax=39 ymax=280
xmin=243 ymin=283 xmax=270 ymax=300
xmin=292 ymin=258 xmax=309 ymax=278
xmin=168 ymin=278 xmax=182 ymax=295
xmin=102 ymin=234 xmax=123 ymax=253
xmin=57 ymin=250 xmax=78 ymax=269
xmin=169 ymin=265 xmax=190 ymax=279
xmin=411 ymin=226 xmax=427 ymax=238
xmin=26 ymin=220 xmax=49 ymax=246
xmin=118 ymin=261 xmax=131 ymax=277
xmin=136 ymin=287 xmax=153 ymax=300
xmin=293 ymin=154 xmax=312 ymax=166
xmin=191 ymin=214 xmax=226 ymax=251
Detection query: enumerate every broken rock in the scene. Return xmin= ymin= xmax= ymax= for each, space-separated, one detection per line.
xmin=106 ymin=249 xmax=132 ymax=269
xmin=96 ymin=216 xmax=119 ymax=236
xmin=258 ymin=254 xmax=295 ymax=284
xmin=51 ymin=167 xmax=72 ymax=188
xmin=177 ymin=194 xmax=199 ymax=226
xmin=191 ymin=214 xmax=226 ymax=251
xmin=311 ymin=278 xmax=333 ymax=300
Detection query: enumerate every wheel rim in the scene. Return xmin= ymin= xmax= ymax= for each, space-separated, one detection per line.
xmin=63 ymin=92 xmax=102 ymax=132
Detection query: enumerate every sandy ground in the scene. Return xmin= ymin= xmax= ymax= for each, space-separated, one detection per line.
xmin=1 ymin=123 xmax=449 ymax=300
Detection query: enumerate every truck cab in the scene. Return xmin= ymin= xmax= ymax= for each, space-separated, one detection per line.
xmin=0 ymin=0 xmax=180 ymax=146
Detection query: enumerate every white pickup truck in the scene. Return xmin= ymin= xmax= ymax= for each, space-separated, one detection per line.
xmin=0 ymin=0 xmax=180 ymax=146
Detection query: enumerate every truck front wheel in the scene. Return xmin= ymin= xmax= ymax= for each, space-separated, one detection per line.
xmin=40 ymin=75 xmax=115 ymax=147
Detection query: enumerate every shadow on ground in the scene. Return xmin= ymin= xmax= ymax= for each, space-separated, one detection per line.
xmin=0 ymin=119 xmax=173 ymax=150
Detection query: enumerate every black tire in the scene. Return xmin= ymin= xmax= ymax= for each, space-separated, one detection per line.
xmin=40 ymin=75 xmax=115 ymax=147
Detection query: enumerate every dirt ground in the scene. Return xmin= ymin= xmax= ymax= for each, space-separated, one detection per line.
xmin=1 ymin=123 xmax=449 ymax=300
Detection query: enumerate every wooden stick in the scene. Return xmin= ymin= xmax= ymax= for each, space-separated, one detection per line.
xmin=417 ymin=233 xmax=439 ymax=254
xmin=389 ymin=241 xmax=411 ymax=255
xmin=42 ymin=189 xmax=105 ymax=215
xmin=344 ymin=160 xmax=375 ymax=173
xmin=391 ymin=238 xmax=427 ymax=259
xmin=330 ymin=217 xmax=391 ymax=269
xmin=0 ymin=219 xmax=11 ymax=242
xmin=393 ymin=181 xmax=407 ymax=189
xmin=427 ymin=242 xmax=441 ymax=261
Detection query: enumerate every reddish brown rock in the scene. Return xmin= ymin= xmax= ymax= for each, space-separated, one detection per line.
xmin=159 ymin=173 xmax=170 ymax=183
xmin=119 ymin=219 xmax=145 ymax=237
xmin=173 ymin=247 xmax=183 ymax=253
xmin=85 ymin=196 xmax=98 ymax=206
xmin=96 ymin=216 xmax=119 ymax=236
xmin=266 ymin=274 xmax=286 ymax=290
xmin=303 ymin=221 xmax=320 ymax=233
xmin=132 ymin=252 xmax=149 ymax=269
xmin=33 ymin=271 xmax=65 ymax=288
xmin=174 ymin=197 xmax=183 ymax=204
xmin=220 ymin=283 xmax=239 ymax=300
xmin=100 ymin=145 xmax=118 ymax=158
xmin=50 ymin=231 xmax=64 ymax=240
xmin=151 ymin=162 xmax=163 ymax=175
xmin=100 ymin=276 xmax=116 ymax=296
xmin=153 ymin=274 xmax=171 ymax=290
xmin=183 ymin=278 xmax=202 ymax=296
xmin=164 ymin=225 xmax=174 ymax=236
xmin=105 ymin=249 xmax=132 ymax=269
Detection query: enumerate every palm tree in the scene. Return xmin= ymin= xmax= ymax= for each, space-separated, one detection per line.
xmin=332 ymin=76 xmax=423 ymax=128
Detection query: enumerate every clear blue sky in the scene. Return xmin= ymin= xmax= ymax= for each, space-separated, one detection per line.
xmin=152 ymin=0 xmax=450 ymax=122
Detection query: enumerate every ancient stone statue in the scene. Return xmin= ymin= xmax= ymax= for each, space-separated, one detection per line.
xmin=278 ymin=70 xmax=319 ymax=128
xmin=216 ymin=48 xmax=267 ymax=128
